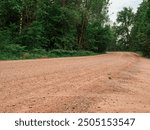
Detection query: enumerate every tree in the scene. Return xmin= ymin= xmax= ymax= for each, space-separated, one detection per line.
xmin=0 ymin=0 xmax=112 ymax=59
xmin=77 ymin=0 xmax=110 ymax=49
xmin=107 ymin=23 xmax=118 ymax=51
xmin=131 ymin=0 xmax=150 ymax=57
xmin=116 ymin=7 xmax=134 ymax=50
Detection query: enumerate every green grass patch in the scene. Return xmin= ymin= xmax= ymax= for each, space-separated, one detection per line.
xmin=0 ymin=49 xmax=97 ymax=60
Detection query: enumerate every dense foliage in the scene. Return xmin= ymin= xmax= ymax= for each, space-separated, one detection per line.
xmin=0 ymin=0 xmax=149 ymax=59
xmin=116 ymin=7 xmax=134 ymax=51
xmin=115 ymin=0 xmax=150 ymax=56
xmin=131 ymin=0 xmax=150 ymax=57
xmin=0 ymin=0 xmax=113 ymax=59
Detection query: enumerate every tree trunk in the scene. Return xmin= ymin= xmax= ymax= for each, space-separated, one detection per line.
xmin=19 ymin=11 xmax=23 ymax=34
xmin=76 ymin=13 xmax=87 ymax=49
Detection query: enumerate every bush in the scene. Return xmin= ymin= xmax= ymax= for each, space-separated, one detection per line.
xmin=0 ymin=44 xmax=25 ymax=60
xmin=0 ymin=29 xmax=25 ymax=59
xmin=47 ymin=49 xmax=96 ymax=57
xmin=16 ymin=21 xmax=45 ymax=50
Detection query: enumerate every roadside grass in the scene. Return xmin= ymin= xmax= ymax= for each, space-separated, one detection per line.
xmin=0 ymin=49 xmax=97 ymax=60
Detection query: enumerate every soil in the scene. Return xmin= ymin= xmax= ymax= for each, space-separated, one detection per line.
xmin=0 ymin=52 xmax=150 ymax=112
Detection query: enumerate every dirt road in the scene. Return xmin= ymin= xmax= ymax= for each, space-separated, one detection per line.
xmin=0 ymin=52 xmax=150 ymax=112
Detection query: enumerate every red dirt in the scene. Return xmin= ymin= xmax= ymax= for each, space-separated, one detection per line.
xmin=0 ymin=52 xmax=150 ymax=112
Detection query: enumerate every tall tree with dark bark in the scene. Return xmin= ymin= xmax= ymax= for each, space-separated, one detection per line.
xmin=116 ymin=7 xmax=134 ymax=50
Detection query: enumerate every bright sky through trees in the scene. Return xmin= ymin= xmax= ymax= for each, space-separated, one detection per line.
xmin=109 ymin=0 xmax=143 ymax=22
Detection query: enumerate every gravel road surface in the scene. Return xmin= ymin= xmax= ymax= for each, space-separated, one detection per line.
xmin=0 ymin=52 xmax=150 ymax=112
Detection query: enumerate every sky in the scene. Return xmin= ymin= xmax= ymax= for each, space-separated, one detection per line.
xmin=108 ymin=0 xmax=143 ymax=22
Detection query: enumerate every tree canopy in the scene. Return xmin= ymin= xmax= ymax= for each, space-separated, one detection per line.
xmin=116 ymin=7 xmax=134 ymax=51
xmin=0 ymin=0 xmax=149 ymax=59
xmin=131 ymin=0 xmax=150 ymax=56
